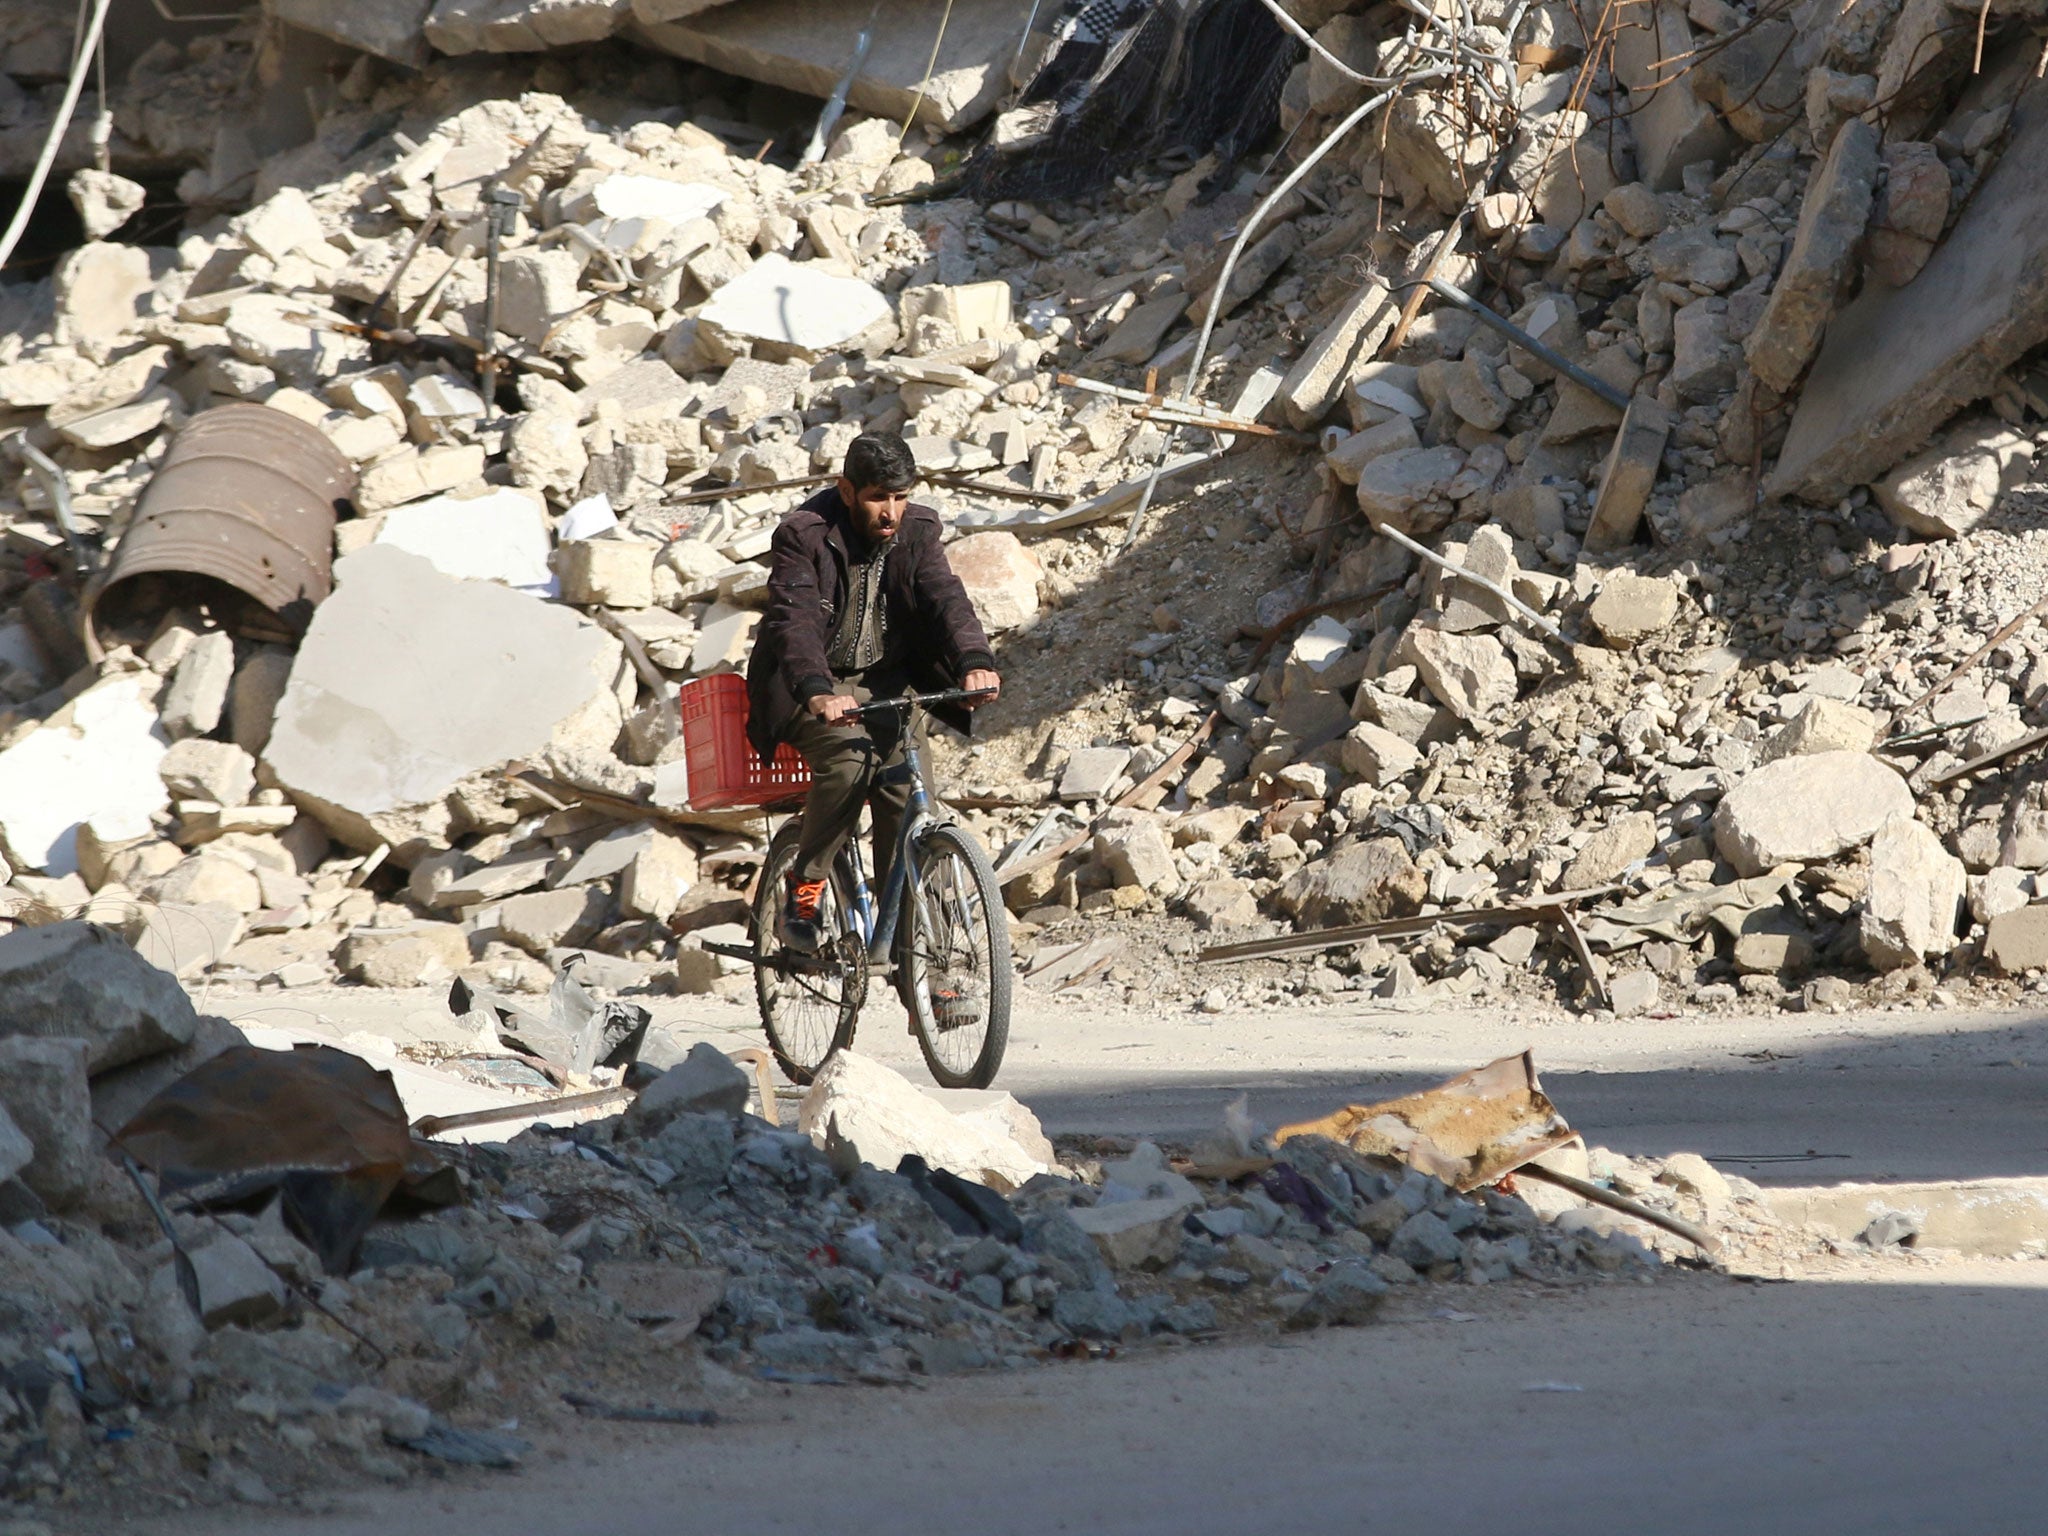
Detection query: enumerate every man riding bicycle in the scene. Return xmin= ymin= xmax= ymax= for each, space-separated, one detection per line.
xmin=744 ymin=430 xmax=1001 ymax=952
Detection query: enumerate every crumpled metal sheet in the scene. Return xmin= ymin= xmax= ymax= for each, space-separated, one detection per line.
xmin=1272 ymin=1051 xmax=1576 ymax=1192
xmin=116 ymin=1044 xmax=455 ymax=1275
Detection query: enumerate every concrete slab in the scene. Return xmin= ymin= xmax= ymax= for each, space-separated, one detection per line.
xmin=631 ymin=0 xmax=1021 ymax=133
xmin=698 ymin=253 xmax=892 ymax=354
xmin=265 ymin=545 xmax=610 ymax=819
xmin=375 ymin=487 xmax=555 ymax=592
xmin=1770 ymin=80 xmax=2048 ymax=503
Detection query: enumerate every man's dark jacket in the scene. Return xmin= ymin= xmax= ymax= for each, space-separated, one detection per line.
xmin=745 ymin=486 xmax=995 ymax=761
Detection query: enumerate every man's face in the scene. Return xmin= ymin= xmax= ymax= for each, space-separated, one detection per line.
xmin=839 ymin=478 xmax=910 ymax=542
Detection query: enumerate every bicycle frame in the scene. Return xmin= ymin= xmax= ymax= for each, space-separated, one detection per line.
xmin=837 ymin=725 xmax=937 ymax=964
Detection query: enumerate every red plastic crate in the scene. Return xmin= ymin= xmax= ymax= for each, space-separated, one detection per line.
xmin=677 ymin=673 xmax=811 ymax=810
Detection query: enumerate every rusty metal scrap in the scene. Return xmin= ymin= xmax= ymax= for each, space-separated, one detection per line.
xmin=1275 ymin=1051 xmax=1577 ymax=1192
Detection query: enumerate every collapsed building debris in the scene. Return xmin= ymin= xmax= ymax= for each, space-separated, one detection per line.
xmin=0 ymin=918 xmax=1854 ymax=1516
xmin=1 ymin=0 xmax=2048 ymax=1048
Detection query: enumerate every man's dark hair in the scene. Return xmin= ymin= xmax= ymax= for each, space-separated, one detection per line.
xmin=843 ymin=431 xmax=917 ymax=493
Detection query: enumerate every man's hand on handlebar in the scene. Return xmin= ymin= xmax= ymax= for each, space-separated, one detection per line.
xmin=963 ymin=668 xmax=1000 ymax=706
xmin=807 ymin=692 xmax=861 ymax=725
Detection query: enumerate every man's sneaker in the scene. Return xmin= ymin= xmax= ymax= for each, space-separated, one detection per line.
xmin=781 ymin=877 xmax=828 ymax=951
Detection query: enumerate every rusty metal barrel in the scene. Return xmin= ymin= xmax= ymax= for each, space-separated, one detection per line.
xmin=84 ymin=404 xmax=356 ymax=659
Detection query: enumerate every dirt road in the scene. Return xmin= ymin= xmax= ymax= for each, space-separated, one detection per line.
xmin=227 ymin=983 xmax=2048 ymax=1185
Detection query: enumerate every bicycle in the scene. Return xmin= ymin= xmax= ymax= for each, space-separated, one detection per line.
xmin=703 ymin=688 xmax=1012 ymax=1091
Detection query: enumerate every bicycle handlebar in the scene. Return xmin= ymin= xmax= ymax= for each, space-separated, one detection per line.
xmin=840 ymin=686 xmax=996 ymax=719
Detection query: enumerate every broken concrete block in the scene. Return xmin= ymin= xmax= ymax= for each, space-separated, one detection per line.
xmin=0 ymin=1103 xmax=30 ymax=1188
xmin=1273 ymin=837 xmax=1428 ymax=927
xmin=54 ymin=242 xmax=152 ymax=353
xmin=1562 ymin=811 xmax=1657 ymax=889
xmin=557 ymin=539 xmax=658 ymax=607
xmin=1380 ymin=91 xmax=1497 ymax=213
xmin=0 ymin=673 xmax=168 ymax=876
xmin=127 ymin=902 xmax=247 ymax=979
xmin=496 ymin=247 xmax=586 ymax=348
xmin=1760 ymin=698 xmax=1878 ymax=762
xmin=1326 ymin=416 xmax=1421 ymax=483
xmin=1859 ymin=814 xmax=1964 ymax=971
xmin=618 ymin=828 xmax=700 ymax=922
xmin=235 ymin=187 xmax=331 ymax=264
xmin=1354 ymin=445 xmax=1465 ymax=532
xmin=946 ymin=532 xmax=1041 ymax=632
xmin=690 ymin=601 xmax=758 ymax=675
xmin=626 ymin=1043 xmax=752 ymax=1137
xmin=496 ymin=886 xmax=608 ymax=954
xmin=1275 ymin=278 xmax=1399 ymax=429
xmin=66 ymin=168 xmax=146 ymax=240
xmin=1873 ymin=416 xmax=2034 ymax=539
xmin=1985 ymin=904 xmax=2048 ymax=973
xmin=506 ymin=411 xmax=589 ymax=496
xmin=354 ymin=444 xmax=488 ymax=513
xmin=796 ymin=1050 xmax=1059 ymax=1192
xmin=1769 ymin=84 xmax=2048 ymax=503
xmin=158 ymin=739 xmax=256 ymax=808
xmin=375 ymin=488 xmax=554 ymax=592
xmin=0 ymin=925 xmax=197 ymax=1073
xmin=339 ymin=924 xmax=472 ymax=987
xmin=699 ymin=253 xmax=892 ymax=355
xmin=1713 ymin=751 xmax=1912 ymax=876
xmin=1583 ymin=394 xmax=1673 ymax=552
xmin=1589 ymin=572 xmax=1680 ymax=647
xmin=1069 ymin=1197 xmax=1187 ymax=1270
xmin=0 ymin=1036 xmax=92 ymax=1210
xmin=1059 ymin=746 xmax=1131 ymax=803
xmin=265 ymin=546 xmax=611 ymax=842
xmin=1340 ymin=722 xmax=1422 ymax=788
xmin=160 ymin=631 xmax=236 ymax=740
xmin=1097 ymin=819 xmax=1177 ymax=895
xmin=188 ymin=1230 xmax=290 ymax=1329
xmin=1745 ymin=119 xmax=1880 ymax=394
xmin=268 ymin=0 xmax=432 ymax=65
xmin=1394 ymin=626 xmax=1517 ymax=721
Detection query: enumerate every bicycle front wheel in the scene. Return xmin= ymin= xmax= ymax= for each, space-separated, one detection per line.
xmin=753 ymin=821 xmax=863 ymax=1086
xmin=900 ymin=822 xmax=1011 ymax=1089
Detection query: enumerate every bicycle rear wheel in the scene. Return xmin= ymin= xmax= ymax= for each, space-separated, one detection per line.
xmin=753 ymin=821 xmax=863 ymax=1085
xmin=900 ymin=822 xmax=1011 ymax=1089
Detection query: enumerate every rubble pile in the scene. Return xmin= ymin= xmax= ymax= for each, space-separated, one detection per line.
xmin=0 ymin=982 xmax=1786 ymax=1514
xmin=2 ymin=0 xmax=2048 ymax=1022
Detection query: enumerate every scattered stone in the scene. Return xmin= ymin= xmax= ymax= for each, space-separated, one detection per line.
xmin=1588 ymin=574 xmax=1680 ymax=648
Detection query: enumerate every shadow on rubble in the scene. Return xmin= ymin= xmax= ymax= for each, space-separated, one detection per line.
xmin=964 ymin=437 xmax=1318 ymax=758
xmin=1015 ymin=1007 xmax=2048 ymax=1188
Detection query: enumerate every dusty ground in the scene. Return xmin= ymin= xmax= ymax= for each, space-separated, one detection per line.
xmin=122 ymin=1255 xmax=2048 ymax=1536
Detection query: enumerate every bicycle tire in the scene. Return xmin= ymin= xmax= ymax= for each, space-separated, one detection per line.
xmin=752 ymin=821 xmax=863 ymax=1086
xmin=899 ymin=821 xmax=1011 ymax=1089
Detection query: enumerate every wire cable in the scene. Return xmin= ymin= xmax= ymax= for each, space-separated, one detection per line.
xmin=0 ymin=0 xmax=117 ymax=274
